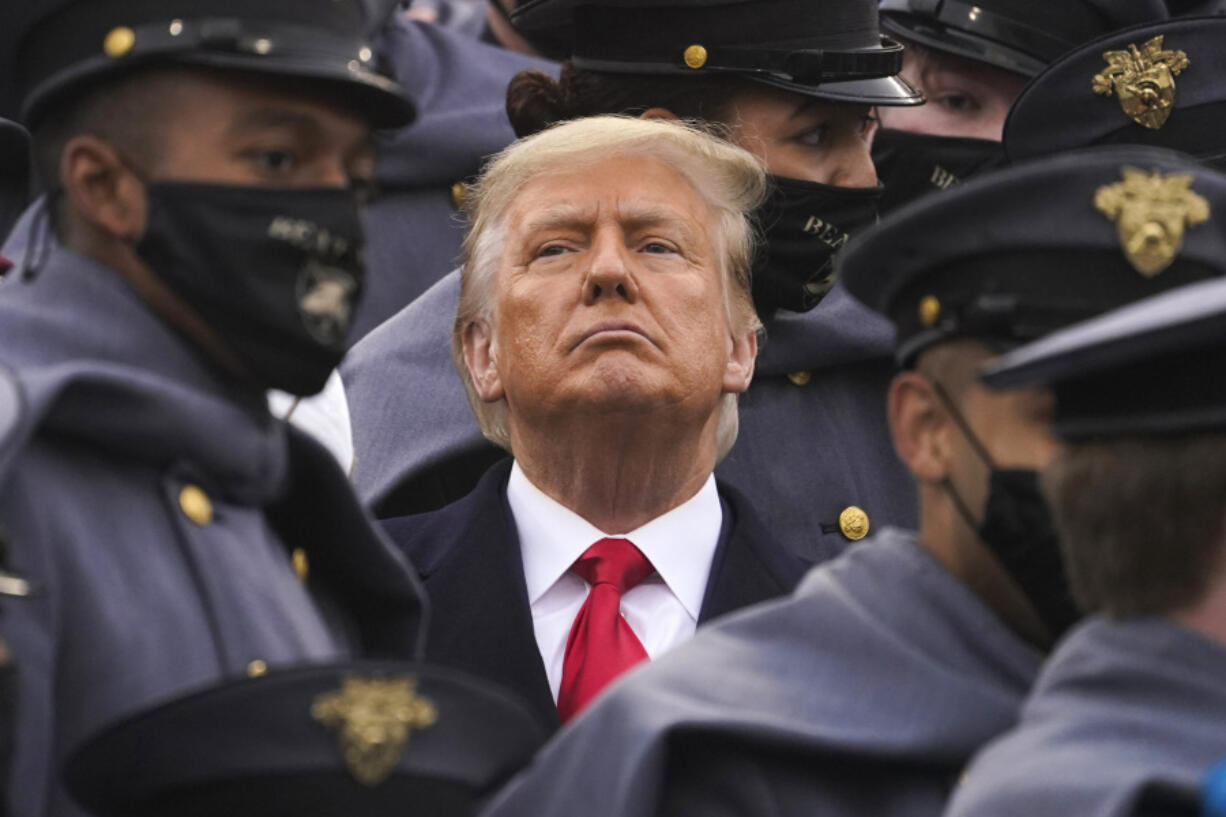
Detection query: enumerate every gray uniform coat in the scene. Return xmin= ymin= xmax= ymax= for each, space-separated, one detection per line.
xmin=0 ymin=235 xmax=425 ymax=817
xmin=944 ymin=617 xmax=1226 ymax=817
xmin=358 ymin=17 xmax=555 ymax=336
xmin=344 ymin=272 xmax=917 ymax=565
xmin=478 ymin=527 xmax=1041 ymax=817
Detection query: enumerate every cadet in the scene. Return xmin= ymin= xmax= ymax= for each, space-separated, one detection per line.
xmin=345 ymin=0 xmax=923 ymax=567
xmin=478 ymin=145 xmax=1226 ymax=817
xmin=0 ymin=2 xmax=427 ymax=814
xmin=62 ymin=661 xmax=545 ymax=816
xmin=1004 ymin=15 xmax=1226 ymax=170
xmin=946 ymin=255 xmax=1226 ymax=817
xmin=872 ymin=0 xmax=1166 ymax=212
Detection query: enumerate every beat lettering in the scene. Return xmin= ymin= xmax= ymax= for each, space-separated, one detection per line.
xmin=268 ymin=216 xmax=351 ymax=257
xmin=802 ymin=215 xmax=851 ymax=249
xmin=930 ymin=165 xmax=959 ymax=190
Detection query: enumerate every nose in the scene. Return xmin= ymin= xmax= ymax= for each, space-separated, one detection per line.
xmin=582 ymin=233 xmax=640 ymax=306
xmin=830 ymin=142 xmax=879 ymax=189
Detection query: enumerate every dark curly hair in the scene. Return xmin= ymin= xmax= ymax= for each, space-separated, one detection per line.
xmin=505 ymin=62 xmax=756 ymax=138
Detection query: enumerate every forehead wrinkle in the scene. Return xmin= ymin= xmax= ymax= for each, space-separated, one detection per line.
xmin=517 ymin=201 xmax=600 ymax=237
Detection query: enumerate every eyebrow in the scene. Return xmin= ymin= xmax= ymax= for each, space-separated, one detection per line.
xmin=225 ymin=108 xmax=323 ymax=140
xmin=521 ymin=203 xmax=701 ymax=244
xmin=788 ymin=96 xmax=830 ymax=122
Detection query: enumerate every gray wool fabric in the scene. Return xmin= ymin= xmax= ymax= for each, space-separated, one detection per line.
xmin=344 ymin=271 xmax=918 ymax=566
xmin=479 ymin=527 xmax=1040 ymax=817
xmin=0 ymin=228 xmax=424 ymax=817
xmin=945 ymin=617 xmax=1226 ymax=817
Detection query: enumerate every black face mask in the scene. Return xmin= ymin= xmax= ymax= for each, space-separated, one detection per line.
xmin=751 ymin=176 xmax=882 ymax=320
xmin=932 ymin=382 xmax=1082 ymax=642
xmin=136 ymin=182 xmax=367 ymax=397
xmin=871 ymin=128 xmax=1007 ymax=216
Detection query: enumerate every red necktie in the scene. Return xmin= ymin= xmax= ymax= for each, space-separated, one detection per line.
xmin=556 ymin=537 xmax=654 ymax=723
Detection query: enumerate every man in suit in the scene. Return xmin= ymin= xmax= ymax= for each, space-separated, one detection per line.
xmin=382 ymin=116 xmax=807 ymax=731
xmin=946 ymin=263 xmax=1226 ymax=817
xmin=347 ymin=0 xmax=922 ymax=571
xmin=479 ymin=145 xmax=1226 ymax=817
xmin=0 ymin=2 xmax=426 ymax=814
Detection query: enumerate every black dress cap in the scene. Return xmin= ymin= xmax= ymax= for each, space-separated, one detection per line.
xmin=1005 ymin=16 xmax=1226 ymax=168
xmin=512 ymin=0 xmax=923 ymax=106
xmin=980 ymin=273 xmax=1226 ymax=440
xmin=64 ymin=661 xmax=548 ymax=817
xmin=3 ymin=0 xmax=416 ymax=128
xmin=879 ymin=0 xmax=1169 ymax=77
xmin=839 ymin=144 xmax=1226 ymax=364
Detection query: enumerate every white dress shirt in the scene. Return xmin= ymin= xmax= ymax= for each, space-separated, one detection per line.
xmin=506 ymin=462 xmax=723 ymax=701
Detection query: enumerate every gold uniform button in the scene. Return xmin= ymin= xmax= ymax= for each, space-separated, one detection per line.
xmin=247 ymin=659 xmax=268 ymax=678
xmin=178 ymin=484 xmax=214 ymax=526
xmin=292 ymin=548 xmax=310 ymax=584
xmin=838 ymin=506 xmax=870 ymax=541
xmin=450 ymin=181 xmax=468 ymax=210
xmin=918 ymin=295 xmax=942 ymax=328
xmin=787 ymin=370 xmax=812 ymax=387
xmin=683 ymin=44 xmax=708 ymax=69
xmin=103 ymin=26 xmax=137 ymax=59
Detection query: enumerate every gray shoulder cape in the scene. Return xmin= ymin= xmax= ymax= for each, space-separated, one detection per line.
xmin=945 ymin=617 xmax=1226 ymax=817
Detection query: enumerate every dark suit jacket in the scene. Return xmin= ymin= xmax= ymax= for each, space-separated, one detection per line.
xmin=381 ymin=459 xmax=809 ymax=731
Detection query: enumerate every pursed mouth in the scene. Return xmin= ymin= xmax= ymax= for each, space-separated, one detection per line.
xmin=569 ymin=321 xmax=655 ymax=352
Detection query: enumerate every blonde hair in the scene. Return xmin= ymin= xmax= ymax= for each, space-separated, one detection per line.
xmin=453 ymin=115 xmax=766 ymax=457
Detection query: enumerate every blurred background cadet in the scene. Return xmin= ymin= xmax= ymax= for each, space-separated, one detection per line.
xmin=872 ymin=0 xmax=1167 ymax=212
xmin=344 ymin=0 xmax=924 ymax=570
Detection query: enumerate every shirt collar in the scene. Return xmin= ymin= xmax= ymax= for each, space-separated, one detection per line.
xmin=507 ymin=462 xmax=723 ymax=620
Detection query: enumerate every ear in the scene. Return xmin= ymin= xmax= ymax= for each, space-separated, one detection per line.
xmin=639 ymin=107 xmax=681 ymax=122
xmin=60 ymin=135 xmax=148 ymax=242
xmin=888 ymin=371 xmax=953 ymax=484
xmin=721 ymin=327 xmax=757 ymax=395
xmin=461 ymin=317 xmax=505 ymax=403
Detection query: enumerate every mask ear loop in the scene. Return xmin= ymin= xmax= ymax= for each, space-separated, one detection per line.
xmin=929 ymin=377 xmax=996 ymax=534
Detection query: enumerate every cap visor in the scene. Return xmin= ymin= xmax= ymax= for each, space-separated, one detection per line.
xmin=750 ymin=73 xmax=923 ymax=106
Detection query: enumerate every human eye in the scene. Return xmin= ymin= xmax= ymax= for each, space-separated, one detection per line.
xmin=246 ymin=147 xmax=299 ymax=176
xmin=536 ymin=243 xmax=572 ymax=258
xmin=795 ymin=123 xmax=831 ymax=149
xmin=860 ymin=111 xmax=880 ymax=139
xmin=640 ymin=241 xmax=678 ymax=254
xmin=933 ymin=91 xmax=982 ymax=114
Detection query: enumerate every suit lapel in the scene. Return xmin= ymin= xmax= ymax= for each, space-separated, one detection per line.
xmin=698 ymin=483 xmax=809 ymax=623
xmin=417 ymin=463 xmax=561 ymax=730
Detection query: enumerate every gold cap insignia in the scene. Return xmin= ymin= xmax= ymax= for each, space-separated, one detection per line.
xmin=312 ymin=676 xmax=438 ymax=786
xmin=1094 ymin=167 xmax=1210 ymax=277
xmin=1092 ymin=36 xmax=1188 ymax=130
